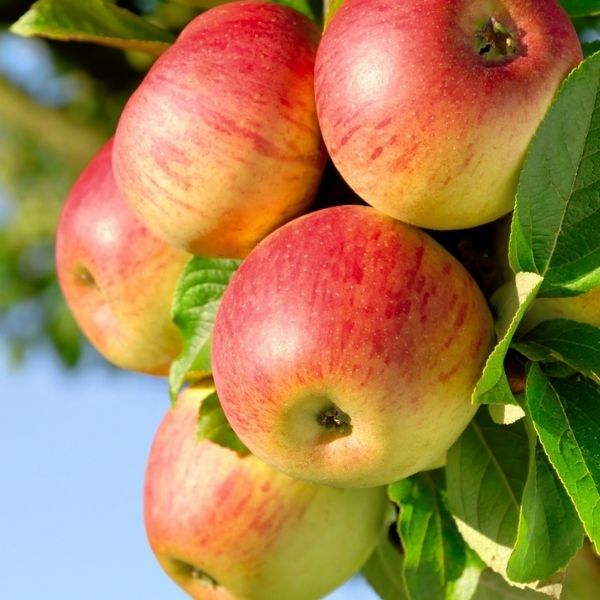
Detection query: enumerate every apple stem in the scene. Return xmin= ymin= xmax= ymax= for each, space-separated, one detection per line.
xmin=475 ymin=17 xmax=517 ymax=62
xmin=318 ymin=405 xmax=352 ymax=435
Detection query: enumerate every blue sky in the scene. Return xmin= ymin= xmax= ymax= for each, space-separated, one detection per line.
xmin=0 ymin=345 xmax=377 ymax=599
xmin=0 ymin=23 xmax=377 ymax=600
xmin=0 ymin=346 xmax=181 ymax=599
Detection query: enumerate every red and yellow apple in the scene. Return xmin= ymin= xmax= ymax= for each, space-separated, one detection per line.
xmin=113 ymin=1 xmax=326 ymax=258
xmin=144 ymin=384 xmax=389 ymax=599
xmin=314 ymin=0 xmax=582 ymax=230
xmin=212 ymin=206 xmax=495 ymax=488
xmin=55 ymin=139 xmax=190 ymax=375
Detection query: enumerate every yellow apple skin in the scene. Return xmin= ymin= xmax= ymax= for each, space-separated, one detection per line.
xmin=314 ymin=0 xmax=582 ymax=230
xmin=144 ymin=385 xmax=389 ymax=600
xmin=55 ymin=139 xmax=190 ymax=375
xmin=520 ymin=288 xmax=600 ymax=333
xmin=212 ymin=206 xmax=495 ymax=488
xmin=113 ymin=1 xmax=326 ymax=258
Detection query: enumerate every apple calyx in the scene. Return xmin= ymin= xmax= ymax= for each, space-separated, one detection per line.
xmin=190 ymin=568 xmax=218 ymax=588
xmin=475 ymin=17 xmax=517 ymax=62
xmin=172 ymin=558 xmax=218 ymax=589
xmin=318 ymin=405 xmax=352 ymax=436
xmin=75 ymin=265 xmax=96 ymax=287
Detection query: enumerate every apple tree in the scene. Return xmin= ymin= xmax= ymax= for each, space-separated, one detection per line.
xmin=4 ymin=0 xmax=600 ymax=598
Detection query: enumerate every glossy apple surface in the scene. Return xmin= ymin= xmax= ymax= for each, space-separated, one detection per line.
xmin=113 ymin=1 xmax=326 ymax=258
xmin=315 ymin=0 xmax=582 ymax=230
xmin=55 ymin=139 xmax=189 ymax=375
xmin=144 ymin=384 xmax=388 ymax=600
xmin=212 ymin=206 xmax=495 ymax=488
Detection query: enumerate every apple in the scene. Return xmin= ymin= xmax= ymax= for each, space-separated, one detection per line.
xmin=212 ymin=205 xmax=495 ymax=488
xmin=144 ymin=384 xmax=389 ymax=599
xmin=519 ymin=286 xmax=600 ymax=333
xmin=314 ymin=0 xmax=582 ymax=231
xmin=113 ymin=1 xmax=326 ymax=258
xmin=55 ymin=139 xmax=190 ymax=376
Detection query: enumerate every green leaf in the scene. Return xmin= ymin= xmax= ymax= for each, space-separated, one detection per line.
xmin=169 ymin=256 xmax=240 ymax=401
xmin=273 ymin=0 xmax=322 ymax=22
xmin=538 ymin=361 xmax=579 ymax=379
xmin=509 ymin=53 xmax=600 ymax=296
xmin=389 ymin=473 xmax=483 ymax=600
xmin=560 ymin=1 xmax=600 ymax=17
xmin=488 ymin=404 xmax=526 ymax=426
xmin=177 ymin=0 xmax=322 ymax=21
xmin=362 ymin=531 xmax=410 ymax=600
xmin=526 ymin=365 xmax=600 ymax=553
xmin=473 ymin=273 xmax=543 ymax=405
xmin=10 ymin=0 xmax=174 ymax=54
xmin=446 ymin=409 xmax=529 ymax=550
xmin=447 ymin=546 xmax=486 ymax=600
xmin=446 ymin=408 xmax=566 ymax=594
xmin=507 ymin=421 xmax=584 ymax=583
xmin=173 ymin=0 xmax=234 ymax=7
xmin=512 ymin=319 xmax=600 ymax=383
xmin=197 ymin=390 xmax=249 ymax=454
xmin=324 ymin=0 xmax=344 ymax=25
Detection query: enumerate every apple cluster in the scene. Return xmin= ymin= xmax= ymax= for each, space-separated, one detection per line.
xmin=54 ymin=1 xmax=583 ymax=598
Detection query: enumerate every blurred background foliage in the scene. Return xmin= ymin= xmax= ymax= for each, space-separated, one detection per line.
xmin=0 ymin=0 xmax=203 ymax=366
xmin=0 ymin=0 xmax=600 ymax=369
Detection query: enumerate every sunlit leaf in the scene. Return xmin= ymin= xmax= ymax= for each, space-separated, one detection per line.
xmin=526 ymin=365 xmax=600 ymax=553
xmin=473 ymin=273 xmax=543 ymax=404
xmin=169 ymin=256 xmax=240 ymax=401
xmin=11 ymin=0 xmax=174 ymax=54
xmin=510 ymin=53 xmax=600 ymax=296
